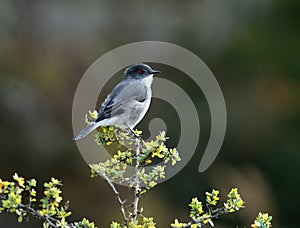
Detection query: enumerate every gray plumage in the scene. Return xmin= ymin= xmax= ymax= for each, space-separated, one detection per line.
xmin=73 ymin=63 xmax=160 ymax=140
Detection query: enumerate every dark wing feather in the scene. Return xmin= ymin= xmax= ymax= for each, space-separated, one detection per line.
xmin=95 ymin=80 xmax=147 ymax=123
xmin=95 ymin=97 xmax=113 ymax=122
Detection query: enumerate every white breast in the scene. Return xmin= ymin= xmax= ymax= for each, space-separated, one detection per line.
xmin=128 ymin=75 xmax=153 ymax=128
xmin=141 ymin=75 xmax=153 ymax=88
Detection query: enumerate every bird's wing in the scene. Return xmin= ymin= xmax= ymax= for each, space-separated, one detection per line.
xmin=95 ymin=80 xmax=147 ymax=123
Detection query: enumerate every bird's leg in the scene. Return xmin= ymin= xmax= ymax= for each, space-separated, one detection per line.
xmin=129 ymin=128 xmax=141 ymax=139
xmin=121 ymin=125 xmax=142 ymax=141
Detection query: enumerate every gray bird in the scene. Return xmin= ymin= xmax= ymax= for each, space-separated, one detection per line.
xmin=73 ymin=63 xmax=160 ymax=140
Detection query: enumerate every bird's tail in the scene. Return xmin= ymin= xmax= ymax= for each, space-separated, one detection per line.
xmin=73 ymin=122 xmax=99 ymax=141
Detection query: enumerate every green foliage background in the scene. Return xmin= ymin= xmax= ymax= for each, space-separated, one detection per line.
xmin=0 ymin=1 xmax=299 ymax=227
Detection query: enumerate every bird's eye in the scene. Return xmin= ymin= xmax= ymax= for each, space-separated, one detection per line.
xmin=137 ymin=69 xmax=144 ymax=74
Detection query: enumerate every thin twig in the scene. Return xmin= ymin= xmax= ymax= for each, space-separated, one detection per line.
xmin=0 ymin=196 xmax=66 ymax=228
xmin=182 ymin=207 xmax=227 ymax=228
xmin=103 ymin=175 xmax=129 ymax=226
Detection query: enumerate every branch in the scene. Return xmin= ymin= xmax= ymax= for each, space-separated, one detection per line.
xmin=0 ymin=175 xmax=96 ymax=228
xmin=171 ymin=188 xmax=246 ymax=228
xmin=181 ymin=207 xmax=227 ymax=228
xmin=102 ymin=174 xmax=129 ymax=226
xmin=131 ymin=136 xmax=141 ymax=223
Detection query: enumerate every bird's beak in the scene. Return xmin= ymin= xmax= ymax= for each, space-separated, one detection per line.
xmin=150 ymin=70 xmax=160 ymax=75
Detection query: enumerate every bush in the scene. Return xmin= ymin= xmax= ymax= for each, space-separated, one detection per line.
xmin=0 ymin=111 xmax=272 ymax=227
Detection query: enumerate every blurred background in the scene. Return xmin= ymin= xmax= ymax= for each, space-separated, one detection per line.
xmin=0 ymin=0 xmax=299 ymax=227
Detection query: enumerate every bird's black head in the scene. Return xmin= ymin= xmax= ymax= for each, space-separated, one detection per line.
xmin=124 ymin=63 xmax=160 ymax=80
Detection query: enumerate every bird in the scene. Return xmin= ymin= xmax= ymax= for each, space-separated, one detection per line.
xmin=73 ymin=63 xmax=160 ymax=140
